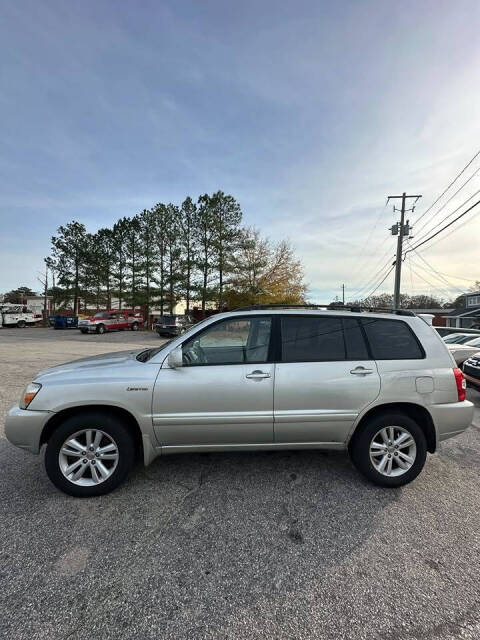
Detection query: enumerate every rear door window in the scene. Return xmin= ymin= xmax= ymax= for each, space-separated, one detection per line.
xmin=361 ymin=318 xmax=424 ymax=360
xmin=281 ymin=316 xmax=345 ymax=362
xmin=280 ymin=316 xmax=370 ymax=362
xmin=343 ymin=318 xmax=369 ymax=360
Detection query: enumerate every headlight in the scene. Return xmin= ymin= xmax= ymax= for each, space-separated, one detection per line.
xmin=20 ymin=383 xmax=42 ymax=409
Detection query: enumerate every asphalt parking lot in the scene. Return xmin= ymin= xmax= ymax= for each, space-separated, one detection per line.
xmin=1 ymin=328 xmax=480 ymax=640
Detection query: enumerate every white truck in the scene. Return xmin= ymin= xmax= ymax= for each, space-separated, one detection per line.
xmin=0 ymin=304 xmax=42 ymax=328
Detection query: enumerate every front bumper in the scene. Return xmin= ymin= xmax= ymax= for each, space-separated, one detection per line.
xmin=79 ymin=324 xmax=97 ymax=332
xmin=5 ymin=405 xmax=53 ymax=454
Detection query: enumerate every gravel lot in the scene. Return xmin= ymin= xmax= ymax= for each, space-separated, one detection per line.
xmin=1 ymin=328 xmax=480 ymax=640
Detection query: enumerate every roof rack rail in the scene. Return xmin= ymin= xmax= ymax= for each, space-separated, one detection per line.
xmin=232 ymin=304 xmax=416 ymax=316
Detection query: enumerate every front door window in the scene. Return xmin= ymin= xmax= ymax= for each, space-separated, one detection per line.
xmin=182 ymin=317 xmax=272 ymax=366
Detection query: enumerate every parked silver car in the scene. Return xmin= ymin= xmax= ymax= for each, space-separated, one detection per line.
xmin=443 ymin=333 xmax=479 ymax=344
xmin=5 ymin=307 xmax=473 ymax=496
xmin=447 ymin=335 xmax=480 ymax=365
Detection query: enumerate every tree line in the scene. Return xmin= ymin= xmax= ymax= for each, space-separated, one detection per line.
xmin=340 ymin=293 xmax=453 ymax=309
xmin=46 ymin=191 xmax=307 ymax=315
xmin=341 ymin=289 xmax=480 ymax=310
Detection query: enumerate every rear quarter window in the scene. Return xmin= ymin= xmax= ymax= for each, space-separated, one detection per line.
xmin=361 ymin=318 xmax=424 ymax=360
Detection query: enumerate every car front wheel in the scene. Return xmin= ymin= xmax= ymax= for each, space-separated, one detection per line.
xmin=96 ymin=324 xmax=105 ymax=334
xmin=350 ymin=412 xmax=427 ymax=487
xmin=131 ymin=322 xmax=139 ymax=331
xmin=44 ymin=411 xmax=135 ymax=497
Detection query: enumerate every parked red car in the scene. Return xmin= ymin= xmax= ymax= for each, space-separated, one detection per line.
xmin=78 ymin=311 xmax=144 ymax=334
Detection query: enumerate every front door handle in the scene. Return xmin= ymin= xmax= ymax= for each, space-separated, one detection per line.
xmin=350 ymin=366 xmax=374 ymax=376
xmin=246 ymin=370 xmax=271 ymax=379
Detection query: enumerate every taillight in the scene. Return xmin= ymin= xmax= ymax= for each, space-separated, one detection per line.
xmin=453 ymin=368 xmax=466 ymax=402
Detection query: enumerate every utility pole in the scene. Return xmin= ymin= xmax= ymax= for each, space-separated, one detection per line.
xmin=37 ymin=259 xmax=49 ymax=327
xmin=386 ymin=193 xmax=421 ymax=308
xmin=342 ymin=283 xmax=345 ymax=305
xmin=43 ymin=262 xmax=48 ymax=327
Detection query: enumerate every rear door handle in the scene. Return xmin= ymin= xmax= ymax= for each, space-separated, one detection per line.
xmin=350 ymin=366 xmax=374 ymax=375
xmin=246 ymin=370 xmax=271 ymax=379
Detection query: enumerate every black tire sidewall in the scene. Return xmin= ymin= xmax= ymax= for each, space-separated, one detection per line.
xmin=44 ymin=411 xmax=135 ymax=497
xmin=96 ymin=324 xmax=105 ymax=334
xmin=131 ymin=322 xmax=138 ymax=331
xmin=350 ymin=412 xmax=427 ymax=488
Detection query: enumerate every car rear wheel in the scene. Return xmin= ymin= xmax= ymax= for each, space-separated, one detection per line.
xmin=96 ymin=324 xmax=105 ymax=334
xmin=17 ymin=320 xmax=26 ymax=328
xmin=80 ymin=329 xmax=88 ymax=334
xmin=131 ymin=322 xmax=139 ymax=331
xmin=44 ymin=411 xmax=135 ymax=497
xmin=350 ymin=412 xmax=427 ymax=487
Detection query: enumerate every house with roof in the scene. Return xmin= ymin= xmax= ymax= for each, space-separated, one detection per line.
xmin=442 ymin=292 xmax=480 ymax=329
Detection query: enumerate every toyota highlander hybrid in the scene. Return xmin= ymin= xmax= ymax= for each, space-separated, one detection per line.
xmin=5 ymin=306 xmax=473 ymax=497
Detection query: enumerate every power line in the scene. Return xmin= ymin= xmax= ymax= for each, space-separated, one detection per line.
xmin=409 ymin=251 xmax=464 ymax=295
xmin=408 ymin=264 xmax=478 ymax=284
xmin=407 ymin=261 xmax=455 ymax=300
xmin=349 ymin=232 xmax=394 ymax=295
xmin=414 ymin=147 xmax=480 ymax=227
xmin=358 ymin=244 xmax=396 ymax=283
xmin=351 ymin=256 xmax=394 ymax=298
xmin=350 ymin=202 xmax=388 ymax=275
xmin=412 ymin=187 xmax=480 ymax=246
xmin=413 ymin=171 xmax=480 ymax=240
xmin=349 ymin=254 xmax=395 ymax=300
xmin=407 ymin=254 xmax=414 ymax=295
xmin=363 ymin=264 xmax=395 ymax=300
xmin=409 ymin=207 xmax=478 ymax=255
xmin=409 ymin=250 xmax=465 ymax=293
xmin=405 ymin=197 xmax=480 ymax=254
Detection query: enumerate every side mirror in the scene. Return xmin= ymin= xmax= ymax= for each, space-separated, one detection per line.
xmin=167 ymin=346 xmax=183 ymax=369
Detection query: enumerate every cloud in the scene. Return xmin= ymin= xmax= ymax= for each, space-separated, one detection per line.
xmin=1 ymin=0 xmax=480 ymax=302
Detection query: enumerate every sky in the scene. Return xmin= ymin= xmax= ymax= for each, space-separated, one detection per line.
xmin=1 ymin=0 xmax=480 ymax=303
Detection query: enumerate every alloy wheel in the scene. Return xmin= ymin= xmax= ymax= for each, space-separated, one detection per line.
xmin=369 ymin=426 xmax=417 ymax=477
xmin=58 ymin=429 xmax=119 ymax=486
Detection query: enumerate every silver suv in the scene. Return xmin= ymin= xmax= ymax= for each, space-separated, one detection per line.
xmin=5 ymin=306 xmax=473 ymax=497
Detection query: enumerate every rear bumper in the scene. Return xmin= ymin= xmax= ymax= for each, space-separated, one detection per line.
xmin=156 ymin=327 xmax=180 ymax=336
xmin=429 ymin=400 xmax=474 ymax=443
xmin=5 ymin=405 xmax=53 ymax=454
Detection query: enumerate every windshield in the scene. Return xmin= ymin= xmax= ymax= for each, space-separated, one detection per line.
xmin=93 ymin=312 xmax=108 ymax=319
xmin=444 ymin=334 xmax=471 ymax=344
xmin=465 ymin=337 xmax=480 ymax=347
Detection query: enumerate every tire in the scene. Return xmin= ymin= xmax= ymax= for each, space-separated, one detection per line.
xmin=44 ymin=410 xmax=135 ymax=497
xmin=96 ymin=324 xmax=105 ymax=335
xmin=17 ymin=320 xmax=26 ymax=328
xmin=350 ymin=412 xmax=427 ymax=488
xmin=80 ymin=329 xmax=88 ymax=334
xmin=131 ymin=322 xmax=139 ymax=331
